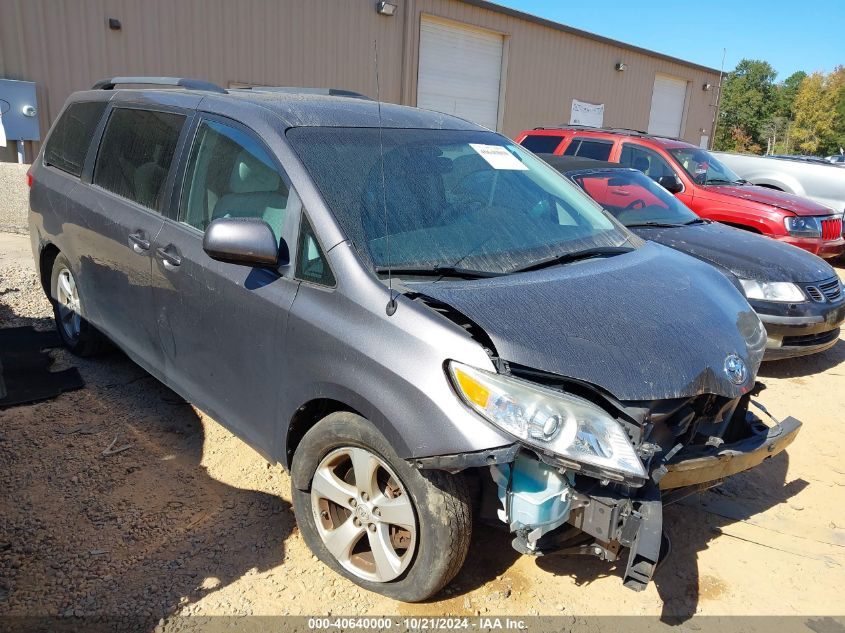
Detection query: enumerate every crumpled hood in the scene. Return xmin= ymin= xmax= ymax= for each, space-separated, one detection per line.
xmin=703 ymin=184 xmax=833 ymax=216
xmin=632 ymin=222 xmax=835 ymax=284
xmin=412 ymin=242 xmax=765 ymax=401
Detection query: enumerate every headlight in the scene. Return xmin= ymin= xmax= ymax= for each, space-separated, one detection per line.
xmin=784 ymin=216 xmax=821 ymax=237
xmin=739 ymin=279 xmax=805 ymax=302
xmin=448 ymin=361 xmax=646 ymax=481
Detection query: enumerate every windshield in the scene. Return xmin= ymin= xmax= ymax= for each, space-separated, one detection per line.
xmin=287 ymin=127 xmax=635 ymax=274
xmin=668 ymin=147 xmax=743 ymax=185
xmin=570 ymin=170 xmax=700 ymax=226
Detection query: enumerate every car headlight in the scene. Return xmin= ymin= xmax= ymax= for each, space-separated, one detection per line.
xmin=739 ymin=279 xmax=805 ymax=302
xmin=784 ymin=216 xmax=821 ymax=237
xmin=448 ymin=361 xmax=646 ymax=481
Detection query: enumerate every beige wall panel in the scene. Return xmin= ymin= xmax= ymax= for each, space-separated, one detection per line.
xmin=0 ymin=0 xmax=719 ymax=161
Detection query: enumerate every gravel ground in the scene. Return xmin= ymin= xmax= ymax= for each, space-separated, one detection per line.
xmin=0 ymin=164 xmax=29 ymax=234
xmin=1 ymin=231 xmax=844 ymax=630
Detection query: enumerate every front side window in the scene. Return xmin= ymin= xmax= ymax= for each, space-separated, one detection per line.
xmin=180 ymin=120 xmax=291 ymax=241
xmin=43 ymin=101 xmax=107 ymax=177
xmin=619 ymin=143 xmax=677 ymax=183
xmin=667 ymin=147 xmax=744 ymax=186
xmin=93 ymin=108 xmax=185 ymax=209
xmin=287 ymin=127 xmax=633 ymax=275
xmin=571 ymin=170 xmax=699 ymax=227
xmin=563 ymin=138 xmax=613 ymax=161
xmin=519 ymin=135 xmax=566 ymax=154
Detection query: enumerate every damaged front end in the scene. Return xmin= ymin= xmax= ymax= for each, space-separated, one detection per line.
xmin=417 ymin=363 xmax=801 ymax=592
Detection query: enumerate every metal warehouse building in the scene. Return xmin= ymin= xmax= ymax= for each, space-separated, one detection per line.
xmin=0 ymin=0 xmax=721 ymax=162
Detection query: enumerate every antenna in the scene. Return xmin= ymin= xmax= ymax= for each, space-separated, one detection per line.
xmin=374 ymin=39 xmax=397 ymax=316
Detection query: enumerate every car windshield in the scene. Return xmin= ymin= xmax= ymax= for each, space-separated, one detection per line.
xmin=287 ymin=127 xmax=635 ymax=275
xmin=668 ymin=147 xmax=743 ymax=186
xmin=570 ymin=170 xmax=700 ymax=226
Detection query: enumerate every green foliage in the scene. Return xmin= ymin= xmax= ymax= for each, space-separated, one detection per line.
xmin=792 ymin=71 xmax=838 ymax=155
xmin=830 ymin=66 xmax=845 ymax=154
xmin=715 ymin=61 xmax=844 ymax=157
xmin=776 ymin=71 xmax=807 ymax=119
xmin=714 ymin=59 xmax=778 ymax=152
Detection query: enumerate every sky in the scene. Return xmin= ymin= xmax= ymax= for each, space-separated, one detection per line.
xmin=492 ymin=1 xmax=843 ymax=79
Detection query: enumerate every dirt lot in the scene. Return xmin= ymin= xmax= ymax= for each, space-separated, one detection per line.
xmin=1 ymin=230 xmax=845 ymax=626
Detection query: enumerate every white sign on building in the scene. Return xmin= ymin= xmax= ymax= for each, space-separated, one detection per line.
xmin=570 ymin=99 xmax=604 ymax=128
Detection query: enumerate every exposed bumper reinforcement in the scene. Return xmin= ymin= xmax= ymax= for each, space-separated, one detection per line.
xmin=658 ymin=416 xmax=802 ymax=490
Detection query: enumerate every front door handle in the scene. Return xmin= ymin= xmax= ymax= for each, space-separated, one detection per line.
xmin=156 ymin=246 xmax=182 ymax=269
xmin=128 ymin=232 xmax=150 ymax=253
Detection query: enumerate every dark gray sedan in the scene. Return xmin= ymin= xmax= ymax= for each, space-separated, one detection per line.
xmin=542 ymin=155 xmax=845 ymax=360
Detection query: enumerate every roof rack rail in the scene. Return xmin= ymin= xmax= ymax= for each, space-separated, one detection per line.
xmin=239 ymin=86 xmax=372 ymax=100
xmin=531 ymin=124 xmax=678 ymax=140
xmin=92 ymin=77 xmax=227 ymax=94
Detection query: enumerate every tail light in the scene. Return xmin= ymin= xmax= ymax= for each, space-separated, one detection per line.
xmin=26 ymin=169 xmax=33 ymax=188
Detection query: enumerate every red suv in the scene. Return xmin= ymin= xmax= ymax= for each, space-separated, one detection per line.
xmin=516 ymin=127 xmax=845 ymax=258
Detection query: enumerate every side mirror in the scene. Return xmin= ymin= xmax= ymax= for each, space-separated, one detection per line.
xmin=657 ymin=175 xmax=683 ymax=194
xmin=203 ymin=217 xmax=288 ymax=267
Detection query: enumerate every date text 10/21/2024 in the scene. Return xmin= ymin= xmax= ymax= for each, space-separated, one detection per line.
xmin=307 ymin=617 xmax=529 ymax=630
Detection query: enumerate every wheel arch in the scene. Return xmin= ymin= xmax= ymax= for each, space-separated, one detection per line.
xmin=39 ymin=242 xmax=61 ymax=299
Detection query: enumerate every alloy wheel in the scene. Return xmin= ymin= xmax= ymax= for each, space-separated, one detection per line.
xmin=310 ymin=446 xmax=417 ymax=582
xmin=55 ymin=267 xmax=82 ymax=342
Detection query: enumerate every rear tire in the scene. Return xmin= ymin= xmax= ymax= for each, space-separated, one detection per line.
xmin=291 ymin=412 xmax=472 ymax=602
xmin=50 ymin=253 xmax=107 ymax=357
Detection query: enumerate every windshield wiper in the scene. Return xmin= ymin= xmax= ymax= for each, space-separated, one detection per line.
xmin=625 ymin=221 xmax=686 ymax=228
xmin=510 ymin=246 xmax=634 ymax=273
xmin=374 ymin=265 xmax=503 ymax=279
xmin=704 ymin=178 xmax=740 ymax=185
xmin=683 ymin=218 xmax=708 ymax=225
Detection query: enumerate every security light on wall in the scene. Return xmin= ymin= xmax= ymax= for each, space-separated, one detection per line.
xmin=376 ymin=1 xmax=397 ymax=15
xmin=703 ymin=82 xmax=713 ymax=91
xmin=615 ymin=62 xmax=627 ymax=72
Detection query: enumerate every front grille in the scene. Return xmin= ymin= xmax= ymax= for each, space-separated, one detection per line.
xmin=805 ymin=277 xmax=843 ymax=303
xmin=821 ymin=216 xmax=843 ymax=241
xmin=819 ymin=278 xmax=843 ymax=302
xmin=783 ymin=328 xmax=840 ymax=347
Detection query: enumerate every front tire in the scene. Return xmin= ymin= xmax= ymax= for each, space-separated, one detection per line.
xmin=291 ymin=412 xmax=472 ymax=602
xmin=50 ymin=253 xmax=107 ymax=357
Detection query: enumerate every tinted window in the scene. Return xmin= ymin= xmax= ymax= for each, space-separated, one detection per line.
xmin=571 ymin=170 xmax=698 ymax=226
xmin=93 ymin=108 xmax=185 ymax=209
xmin=296 ymin=214 xmax=335 ymax=286
xmin=563 ymin=138 xmax=613 ymax=161
xmin=180 ymin=120 xmax=291 ymax=241
xmin=619 ymin=143 xmax=677 ymax=182
xmin=520 ymin=135 xmax=565 ymax=154
xmin=43 ymin=102 xmax=107 ymax=177
xmin=287 ymin=127 xmax=633 ymax=275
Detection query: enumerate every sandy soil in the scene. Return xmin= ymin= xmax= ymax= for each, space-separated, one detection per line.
xmin=1 ymin=231 xmax=844 ymax=626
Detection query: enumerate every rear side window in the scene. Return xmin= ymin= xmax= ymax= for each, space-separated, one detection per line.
xmin=520 ymin=135 xmax=565 ymax=154
xmin=93 ymin=108 xmax=185 ymax=210
xmin=563 ymin=138 xmax=613 ymax=161
xmin=43 ymin=102 xmax=107 ymax=177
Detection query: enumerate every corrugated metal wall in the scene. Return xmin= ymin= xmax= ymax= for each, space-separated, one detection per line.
xmin=0 ymin=0 xmax=719 ymax=162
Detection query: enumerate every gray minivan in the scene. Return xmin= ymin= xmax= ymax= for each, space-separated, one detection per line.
xmin=28 ymin=77 xmax=801 ymax=601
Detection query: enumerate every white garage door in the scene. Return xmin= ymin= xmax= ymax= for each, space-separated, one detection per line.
xmin=417 ymin=17 xmax=504 ymax=131
xmin=647 ymin=74 xmax=689 ymax=138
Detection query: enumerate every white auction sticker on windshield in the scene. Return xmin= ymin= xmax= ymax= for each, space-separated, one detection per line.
xmin=469 ymin=144 xmax=528 ymax=170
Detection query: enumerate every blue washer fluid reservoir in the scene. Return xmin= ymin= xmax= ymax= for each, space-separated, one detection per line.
xmin=491 ymin=452 xmax=573 ymax=550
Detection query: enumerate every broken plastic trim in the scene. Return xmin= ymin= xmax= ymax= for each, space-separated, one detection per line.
xmin=408 ymin=444 xmax=519 ymax=473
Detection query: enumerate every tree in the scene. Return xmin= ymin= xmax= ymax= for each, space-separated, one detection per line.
xmin=714 ymin=59 xmax=778 ymax=152
xmin=829 ymin=66 xmax=845 ymax=155
xmin=791 ymin=72 xmax=837 ymax=155
xmin=776 ymin=70 xmax=807 ymax=119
